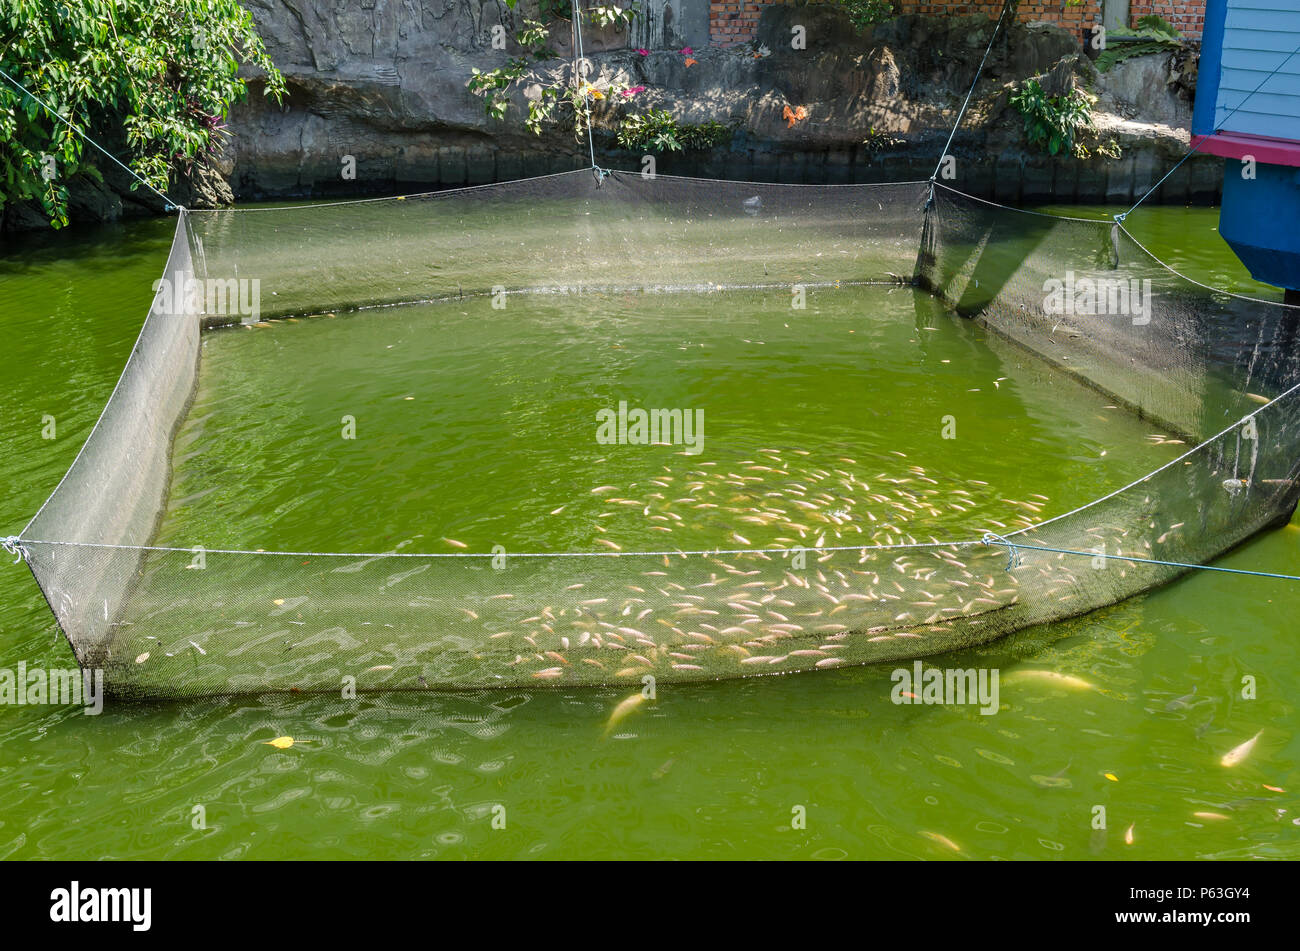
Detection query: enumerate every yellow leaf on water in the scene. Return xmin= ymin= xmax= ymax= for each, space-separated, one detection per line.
xmin=272 ymin=599 xmax=285 ymax=606
xmin=1104 ymin=772 xmax=1119 ymax=782
xmin=264 ymin=736 xmax=294 ymax=749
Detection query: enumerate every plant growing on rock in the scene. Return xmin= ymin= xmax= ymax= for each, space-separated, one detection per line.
xmin=1095 ymin=15 xmax=1184 ymax=72
xmin=1009 ymin=78 xmax=1117 ymax=160
xmin=0 ymin=0 xmax=285 ymax=227
xmin=469 ymin=1 xmax=639 ymax=140
xmin=616 ymin=110 xmax=732 ymax=152
xmin=835 ymin=0 xmax=898 ymax=32
xmin=862 ymin=126 xmax=903 ymax=153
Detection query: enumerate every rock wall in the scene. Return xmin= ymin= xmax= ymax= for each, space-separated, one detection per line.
xmin=223 ymin=4 xmax=1218 ymax=205
xmin=0 ymin=4 xmax=1221 ymax=230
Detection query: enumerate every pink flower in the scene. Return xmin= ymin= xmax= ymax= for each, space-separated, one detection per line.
xmin=636 ymin=48 xmax=649 ymax=56
xmin=681 ymin=47 xmax=693 ymax=55
xmin=621 ymin=85 xmax=646 ymax=98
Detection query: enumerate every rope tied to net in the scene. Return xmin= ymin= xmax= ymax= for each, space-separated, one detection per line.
xmin=929 ymin=0 xmax=1017 ymax=184
xmin=1117 ymin=35 xmax=1300 ymax=226
xmin=981 ymin=531 xmax=1021 ymax=571
xmin=982 ymin=537 xmax=1300 ymax=583
xmin=0 ymin=65 xmax=183 ymax=213
xmin=571 ymin=3 xmax=602 ymax=176
xmin=14 ymin=533 xmax=1300 ymax=583
xmin=2 ymin=536 xmax=28 ymax=564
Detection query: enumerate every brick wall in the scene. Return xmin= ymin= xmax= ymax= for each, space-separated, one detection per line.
xmin=1129 ymin=2 xmax=1205 ymax=38
xmin=709 ymin=0 xmax=796 ymax=46
xmin=709 ymin=1 xmax=1206 ymax=47
xmin=898 ymin=1 xmax=1101 ymax=34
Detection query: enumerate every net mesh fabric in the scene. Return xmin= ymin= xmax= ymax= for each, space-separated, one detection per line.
xmin=22 ymin=214 xmax=200 ymax=668
xmin=16 ymin=170 xmax=1300 ymax=698
xmin=189 ymin=172 xmax=930 ymax=315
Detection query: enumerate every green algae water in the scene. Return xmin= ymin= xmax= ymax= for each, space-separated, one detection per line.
xmin=1 ymin=205 xmax=1297 ymax=859
xmin=164 ymin=288 xmax=1177 ymax=554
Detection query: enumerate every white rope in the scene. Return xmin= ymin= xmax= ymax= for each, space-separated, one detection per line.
xmin=573 ymin=5 xmax=598 ymax=170
xmin=0 ymin=65 xmax=182 ymax=211
xmin=1 ymin=536 xmax=27 ymax=564
xmin=12 ymin=538 xmax=983 ymax=558
xmin=16 ymin=533 xmax=1300 ymax=585
xmin=1119 ymin=36 xmax=1300 ymax=224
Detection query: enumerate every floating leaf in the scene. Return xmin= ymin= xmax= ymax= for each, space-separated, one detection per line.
xmin=264 ymin=736 xmax=294 ymax=749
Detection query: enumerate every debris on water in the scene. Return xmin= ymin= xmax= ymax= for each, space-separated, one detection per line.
xmin=1030 ymin=774 xmax=1072 ymax=789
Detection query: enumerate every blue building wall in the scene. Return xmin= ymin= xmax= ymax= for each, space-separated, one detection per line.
xmin=1214 ymin=0 xmax=1300 ymax=140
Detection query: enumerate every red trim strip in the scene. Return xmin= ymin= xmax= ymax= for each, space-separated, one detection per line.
xmin=1192 ymin=131 xmax=1300 ymax=168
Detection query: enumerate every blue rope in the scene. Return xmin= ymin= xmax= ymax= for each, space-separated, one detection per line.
xmin=16 ymin=533 xmax=1299 ymax=583
xmin=0 ymin=64 xmax=182 ymax=211
xmin=981 ymin=531 xmax=1021 ymax=570
xmin=981 ymin=537 xmax=1300 ymax=583
xmin=1117 ymin=36 xmax=1300 ymax=225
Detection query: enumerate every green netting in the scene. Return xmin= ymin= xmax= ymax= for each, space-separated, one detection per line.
xmin=14 ymin=170 xmax=1300 ymax=698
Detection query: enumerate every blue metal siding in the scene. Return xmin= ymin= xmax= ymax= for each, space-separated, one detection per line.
xmin=1215 ymin=0 xmax=1300 ymax=139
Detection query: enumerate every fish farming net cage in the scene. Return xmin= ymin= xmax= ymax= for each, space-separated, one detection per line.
xmin=10 ymin=169 xmax=1300 ymax=698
